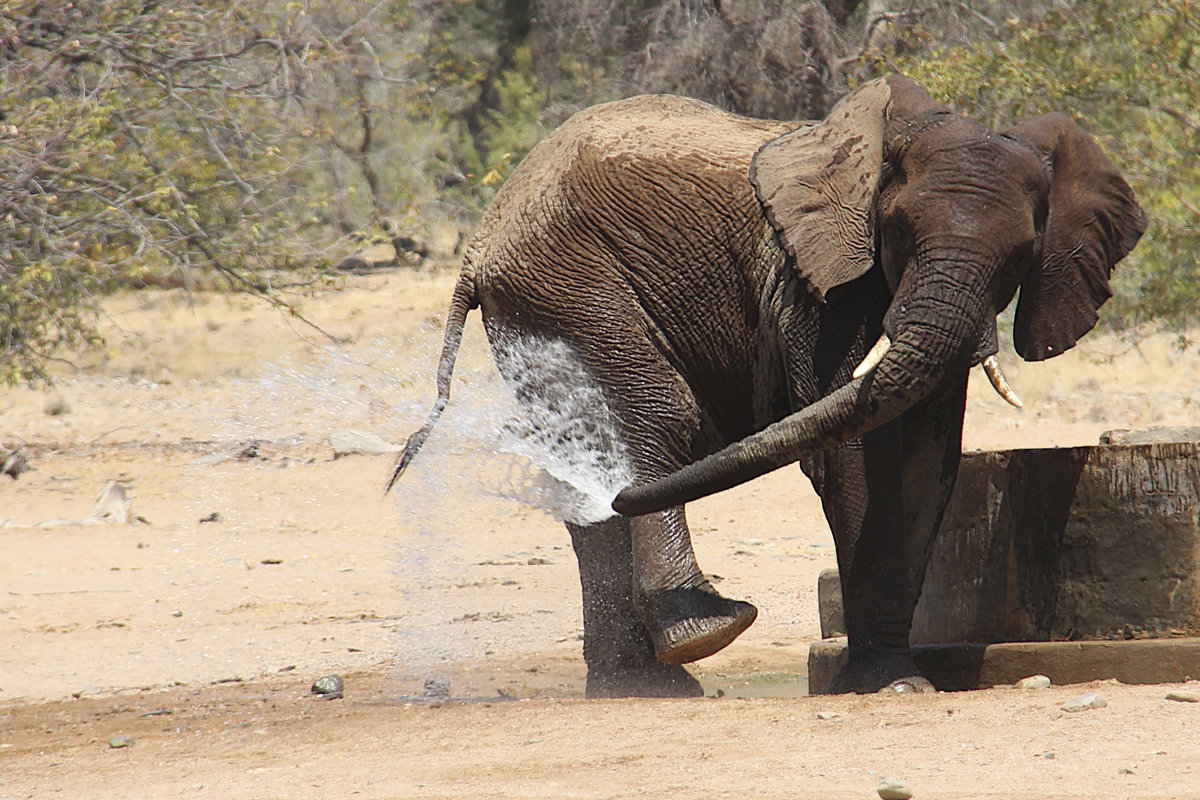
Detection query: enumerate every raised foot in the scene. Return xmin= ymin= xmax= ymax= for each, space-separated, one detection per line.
xmin=828 ymin=652 xmax=936 ymax=695
xmin=585 ymin=662 xmax=704 ymax=698
xmin=639 ymin=587 xmax=758 ymax=665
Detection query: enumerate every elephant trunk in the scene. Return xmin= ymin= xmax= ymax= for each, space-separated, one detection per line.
xmin=611 ymin=271 xmax=985 ymax=517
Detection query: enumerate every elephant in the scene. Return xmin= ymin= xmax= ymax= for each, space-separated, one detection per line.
xmin=393 ymin=75 xmax=1147 ymax=697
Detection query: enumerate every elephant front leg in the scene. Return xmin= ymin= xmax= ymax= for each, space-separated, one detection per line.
xmin=628 ymin=506 xmax=758 ymax=664
xmin=566 ymin=517 xmax=703 ymax=698
xmin=810 ymin=375 xmax=967 ymax=693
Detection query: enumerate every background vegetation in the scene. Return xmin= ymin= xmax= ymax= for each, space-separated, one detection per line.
xmin=2 ymin=0 xmax=1196 ymax=383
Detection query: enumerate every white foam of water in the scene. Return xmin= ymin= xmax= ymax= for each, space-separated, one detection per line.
xmin=397 ymin=334 xmax=633 ymax=525
xmin=451 ymin=332 xmax=633 ymax=525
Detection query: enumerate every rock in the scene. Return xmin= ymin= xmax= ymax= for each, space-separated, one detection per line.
xmin=311 ymin=674 xmax=344 ymax=699
xmin=85 ymin=481 xmax=131 ymax=524
xmin=1164 ymin=689 xmax=1200 ymax=703
xmin=877 ymin=778 xmax=914 ymax=799
xmin=815 ymin=711 xmax=841 ymax=721
xmin=236 ymin=441 xmax=266 ymax=460
xmin=1015 ymin=674 xmax=1052 ymax=689
xmin=423 ymin=675 xmax=451 ymax=700
xmin=1062 ymin=691 xmax=1107 ymax=712
xmin=108 ymin=735 xmax=135 ymax=749
xmin=328 ymin=429 xmax=402 ymax=458
xmin=1 ymin=448 xmax=29 ymax=480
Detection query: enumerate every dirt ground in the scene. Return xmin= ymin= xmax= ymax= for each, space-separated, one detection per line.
xmin=3 ymin=270 xmax=1200 ymax=799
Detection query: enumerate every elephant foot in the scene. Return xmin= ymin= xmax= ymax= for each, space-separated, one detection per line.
xmin=827 ymin=652 xmax=936 ymax=695
xmin=585 ymin=662 xmax=704 ymax=699
xmin=638 ymin=587 xmax=758 ymax=665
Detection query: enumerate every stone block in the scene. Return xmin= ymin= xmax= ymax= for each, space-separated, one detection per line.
xmin=817 ymin=568 xmax=845 ymax=639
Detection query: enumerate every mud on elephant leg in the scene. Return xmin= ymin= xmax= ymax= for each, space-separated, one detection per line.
xmin=628 ymin=507 xmax=757 ymax=665
xmin=566 ymin=517 xmax=703 ymax=698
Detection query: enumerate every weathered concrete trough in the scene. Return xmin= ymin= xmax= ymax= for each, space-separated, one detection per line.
xmin=809 ymin=430 xmax=1200 ymax=693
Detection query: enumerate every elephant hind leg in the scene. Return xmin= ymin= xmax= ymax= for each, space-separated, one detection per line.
xmin=566 ymin=517 xmax=703 ymax=698
xmin=629 ymin=508 xmax=757 ymax=664
xmin=485 ymin=311 xmax=756 ymax=673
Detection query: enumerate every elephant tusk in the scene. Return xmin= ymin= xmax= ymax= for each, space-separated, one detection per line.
xmin=982 ymin=355 xmax=1024 ymax=409
xmin=852 ymin=334 xmax=891 ymax=379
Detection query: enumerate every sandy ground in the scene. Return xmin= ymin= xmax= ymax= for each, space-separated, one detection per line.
xmin=2 ymin=269 xmax=1200 ymax=799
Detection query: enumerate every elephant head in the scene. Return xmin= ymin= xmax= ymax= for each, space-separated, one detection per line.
xmin=613 ymin=75 xmax=1147 ymax=516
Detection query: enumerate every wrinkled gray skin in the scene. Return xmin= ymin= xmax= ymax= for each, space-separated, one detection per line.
xmin=395 ymin=75 xmax=1146 ymax=697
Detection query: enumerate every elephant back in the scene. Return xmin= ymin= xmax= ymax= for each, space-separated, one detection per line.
xmin=464 ymin=95 xmax=796 ymax=280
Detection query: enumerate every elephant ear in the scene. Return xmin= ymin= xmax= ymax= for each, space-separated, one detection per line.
xmin=751 ymin=78 xmax=891 ymax=302
xmin=1006 ymin=113 xmax=1148 ymax=361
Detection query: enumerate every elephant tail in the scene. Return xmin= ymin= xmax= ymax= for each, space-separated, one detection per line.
xmin=385 ymin=268 xmax=479 ymax=494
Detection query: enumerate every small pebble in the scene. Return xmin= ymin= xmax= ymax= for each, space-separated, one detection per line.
xmin=311 ymin=674 xmax=344 ymax=699
xmin=1 ymin=449 xmax=28 ymax=479
xmin=876 ymin=778 xmax=914 ymax=800
xmin=108 ymin=735 xmax=134 ymax=749
xmin=1165 ymin=690 xmax=1200 ymax=703
xmin=815 ymin=711 xmax=840 ymax=721
xmin=1062 ymin=691 xmax=1107 ymax=712
xmin=424 ymin=675 xmax=451 ymax=700
xmin=1015 ymin=674 xmax=1052 ymax=689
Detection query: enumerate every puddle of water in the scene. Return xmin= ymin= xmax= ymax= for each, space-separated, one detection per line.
xmin=701 ymin=670 xmax=810 ymax=699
